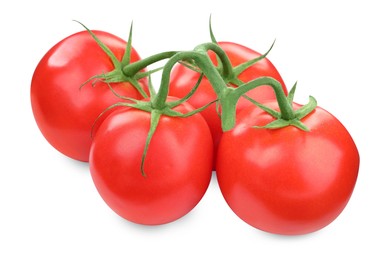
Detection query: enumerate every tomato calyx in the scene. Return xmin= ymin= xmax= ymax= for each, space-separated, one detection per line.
xmin=94 ymin=71 xmax=214 ymax=176
xmin=75 ymin=21 xmax=176 ymax=99
xmin=247 ymin=82 xmax=318 ymax=131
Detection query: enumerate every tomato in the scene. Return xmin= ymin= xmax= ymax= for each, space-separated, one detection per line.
xmin=31 ymin=30 xmax=146 ymax=161
xmin=169 ymin=42 xmax=287 ymax=167
xmin=89 ymin=99 xmax=213 ymax=225
xmin=216 ymin=102 xmax=359 ymax=235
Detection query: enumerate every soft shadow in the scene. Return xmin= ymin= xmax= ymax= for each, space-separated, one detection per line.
xmin=58 ymin=154 xmax=90 ymax=172
xmin=113 ymin=208 xmax=198 ymax=233
xmin=254 ymin=226 xmax=325 ymax=241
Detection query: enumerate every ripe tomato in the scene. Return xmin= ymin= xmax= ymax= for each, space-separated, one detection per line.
xmin=89 ymin=100 xmax=213 ymax=225
xmin=216 ymin=102 xmax=359 ymax=235
xmin=169 ymin=42 xmax=287 ymax=167
xmin=31 ymin=30 xmax=146 ymax=161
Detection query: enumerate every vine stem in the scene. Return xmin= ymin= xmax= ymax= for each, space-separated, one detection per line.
xmin=120 ymin=41 xmax=289 ymax=132
xmin=122 ymin=51 xmax=178 ymax=77
xmin=152 ymin=50 xmax=226 ymax=109
xmin=194 ymin=42 xmax=234 ymax=80
xmin=233 ymin=77 xmax=295 ymax=120
xmin=151 ymin=47 xmax=287 ymax=132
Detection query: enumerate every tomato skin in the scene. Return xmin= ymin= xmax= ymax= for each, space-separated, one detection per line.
xmin=31 ymin=30 xmax=146 ymax=161
xmin=169 ymin=42 xmax=287 ymax=166
xmin=89 ymin=100 xmax=213 ymax=225
xmin=216 ymin=102 xmax=359 ymax=235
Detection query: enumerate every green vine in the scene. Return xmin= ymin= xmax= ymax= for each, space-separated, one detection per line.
xmin=80 ymin=20 xmax=317 ymax=176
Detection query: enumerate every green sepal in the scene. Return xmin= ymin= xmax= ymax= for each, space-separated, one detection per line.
xmin=248 ymin=82 xmax=317 ymax=132
xmin=295 ymin=96 xmax=317 ymax=119
xmin=74 ymin=20 xmax=122 ymax=70
xmin=163 ymin=99 xmax=217 ymax=118
xmin=233 ymin=39 xmax=276 ymax=77
xmin=99 ymin=71 xmax=148 ymax=100
xmin=243 ymin=94 xmax=281 ymax=118
xmin=291 ymin=119 xmax=310 ymax=131
xmin=256 ymin=119 xmax=290 ymax=129
xmin=126 ymin=100 xmax=153 ymax=112
xmin=259 ymin=118 xmax=309 ymax=132
xmin=208 ymin=15 xmax=223 ymax=74
xmin=134 ymin=67 xmax=164 ymax=81
xmin=147 ymin=75 xmax=157 ymax=100
xmin=287 ymin=82 xmax=297 ymax=104
xmin=166 ymin=74 xmax=204 ymax=108
xmin=90 ymin=102 xmax=134 ymax=138
xmin=121 ymin=21 xmax=133 ymax=67
xmin=209 ymin=14 xmax=218 ymax=44
xmin=102 ymin=82 xmax=139 ymax=102
xmin=141 ymin=109 xmax=162 ymax=177
xmin=215 ymin=100 xmax=222 ymax=118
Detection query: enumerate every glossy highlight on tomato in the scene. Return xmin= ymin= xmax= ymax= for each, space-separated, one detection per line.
xmin=216 ymin=102 xmax=359 ymax=235
xmin=169 ymin=42 xmax=287 ymax=166
xmin=89 ymin=100 xmax=213 ymax=225
xmin=31 ymin=30 xmax=146 ymax=161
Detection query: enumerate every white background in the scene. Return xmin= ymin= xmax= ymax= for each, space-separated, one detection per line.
xmin=1 ymin=0 xmax=389 ymax=259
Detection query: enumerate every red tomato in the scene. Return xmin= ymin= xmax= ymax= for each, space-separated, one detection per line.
xmin=216 ymin=102 xmax=359 ymax=235
xmin=169 ymin=42 xmax=287 ymax=167
xmin=31 ymin=30 xmax=146 ymax=161
xmin=89 ymin=100 xmax=213 ymax=225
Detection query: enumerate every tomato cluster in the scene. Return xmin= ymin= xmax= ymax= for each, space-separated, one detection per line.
xmin=31 ymin=21 xmax=359 ymax=235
